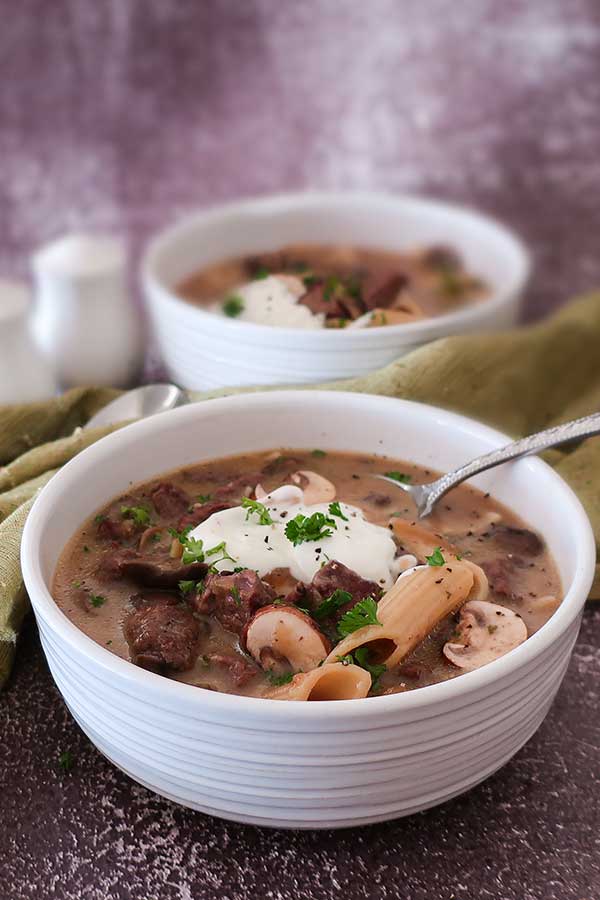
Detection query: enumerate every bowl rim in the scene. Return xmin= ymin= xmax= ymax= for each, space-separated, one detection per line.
xmin=141 ymin=190 xmax=531 ymax=346
xmin=21 ymin=391 xmax=595 ymax=720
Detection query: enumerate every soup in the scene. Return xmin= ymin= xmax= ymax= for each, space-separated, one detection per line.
xmin=52 ymin=449 xmax=561 ymax=701
xmin=177 ymin=243 xmax=487 ymax=330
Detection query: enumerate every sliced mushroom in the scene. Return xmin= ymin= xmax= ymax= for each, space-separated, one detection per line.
xmin=254 ymin=484 xmax=304 ymax=506
xmin=291 ymin=470 xmax=336 ymax=505
xmin=443 ymin=599 xmax=527 ymax=672
xmin=242 ymin=604 xmax=331 ymax=674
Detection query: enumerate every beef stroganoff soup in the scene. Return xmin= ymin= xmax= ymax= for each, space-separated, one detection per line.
xmin=177 ymin=243 xmax=487 ymax=330
xmin=53 ymin=449 xmax=561 ymax=701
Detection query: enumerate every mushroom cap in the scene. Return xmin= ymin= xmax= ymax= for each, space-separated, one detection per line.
xmin=242 ymin=604 xmax=331 ymax=673
xmin=291 ymin=470 xmax=336 ymax=505
xmin=254 ymin=483 xmax=304 ymax=506
xmin=443 ymin=599 xmax=527 ymax=672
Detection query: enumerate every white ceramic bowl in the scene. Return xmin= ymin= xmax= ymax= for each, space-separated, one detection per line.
xmin=21 ymin=392 xmax=594 ymax=829
xmin=141 ymin=192 xmax=530 ymax=390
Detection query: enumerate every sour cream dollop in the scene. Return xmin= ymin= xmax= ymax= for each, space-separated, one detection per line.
xmin=190 ymin=486 xmax=400 ymax=588
xmin=213 ymin=275 xmax=324 ymax=329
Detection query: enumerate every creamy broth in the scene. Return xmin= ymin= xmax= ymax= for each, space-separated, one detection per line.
xmin=53 ymin=449 xmax=561 ymax=700
xmin=177 ymin=243 xmax=487 ymax=329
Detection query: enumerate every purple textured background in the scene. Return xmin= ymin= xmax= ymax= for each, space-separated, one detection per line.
xmin=2 ymin=3 xmax=600 ymax=898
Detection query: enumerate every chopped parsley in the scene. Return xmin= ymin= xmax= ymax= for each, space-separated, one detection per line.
xmin=222 ymin=294 xmax=245 ymax=318
xmin=267 ymin=671 xmax=294 ymax=686
xmin=197 ymin=493 xmax=212 ymax=503
xmin=252 ymin=267 xmax=270 ymax=280
xmin=178 ymin=580 xmax=197 ymax=596
xmin=181 ymin=537 xmax=206 ymax=565
xmin=313 ymin=588 xmax=351 ymax=620
xmin=285 ymin=511 xmax=337 ymax=546
xmin=120 ymin=505 xmax=151 ymax=527
xmin=94 ymin=514 xmax=106 ymax=524
xmin=337 ymin=596 xmax=381 ymax=638
xmin=425 ymin=547 xmax=445 ymax=567
xmin=89 ymin=594 xmax=106 ymax=608
xmin=328 ymin=501 xmax=348 ymax=521
xmin=311 ymin=448 xmax=327 ymax=458
xmin=230 ymin=585 xmax=242 ymax=606
xmin=384 ymin=471 xmax=411 ymax=484
xmin=58 ymin=750 xmax=74 ymax=773
xmin=206 ymin=541 xmax=236 ymax=566
xmin=323 ymin=275 xmax=343 ymax=301
xmin=241 ymin=497 xmax=273 ymax=525
xmin=168 ymin=524 xmax=193 ymax=544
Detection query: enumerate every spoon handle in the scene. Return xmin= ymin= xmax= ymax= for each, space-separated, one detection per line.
xmin=429 ymin=411 xmax=600 ymax=504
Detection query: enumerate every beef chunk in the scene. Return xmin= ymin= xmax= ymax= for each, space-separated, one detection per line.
xmin=193 ymin=569 xmax=276 ymax=635
xmin=177 ymin=499 xmax=232 ymax=531
xmin=362 ymin=272 xmax=408 ymax=310
xmin=207 ymin=653 xmax=259 ymax=688
xmin=283 ymin=579 xmax=323 ymax=611
xmin=298 ymin=281 xmax=347 ymax=319
xmin=123 ymin=592 xmax=200 ymax=672
xmin=311 ymin=560 xmax=383 ymax=617
xmin=150 ymin=482 xmax=190 ymax=518
xmin=482 ymin=556 xmax=526 ymax=600
xmin=97 ymin=547 xmax=207 ymax=588
xmin=491 ymin=525 xmax=543 ymax=557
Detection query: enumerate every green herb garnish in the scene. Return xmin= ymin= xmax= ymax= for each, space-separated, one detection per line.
xmin=353 ymin=647 xmax=386 ymax=691
xmin=267 ymin=671 xmax=294 ymax=686
xmin=285 ymin=511 xmax=337 ymax=546
xmin=252 ymin=267 xmax=270 ymax=280
xmin=313 ymin=589 xmax=352 ymax=620
xmin=89 ymin=594 xmax=106 ymax=608
xmin=311 ymin=449 xmax=327 ymax=458
xmin=94 ymin=514 xmax=106 ymax=524
xmin=178 ymin=580 xmax=197 ymax=596
xmin=328 ymin=501 xmax=348 ymax=521
xmin=206 ymin=541 xmax=236 ymax=566
xmin=323 ymin=275 xmax=343 ymax=301
xmin=121 ymin=505 xmax=151 ymax=527
xmin=58 ymin=750 xmax=74 ymax=773
xmin=168 ymin=524 xmax=193 ymax=544
xmin=197 ymin=493 xmax=212 ymax=503
xmin=241 ymin=497 xmax=273 ymax=525
xmin=230 ymin=585 xmax=242 ymax=606
xmin=222 ymin=294 xmax=245 ymax=318
xmin=425 ymin=547 xmax=445 ymax=567
xmin=181 ymin=537 xmax=205 ymax=565
xmin=384 ymin=471 xmax=412 ymax=484
xmin=337 ymin=596 xmax=381 ymax=638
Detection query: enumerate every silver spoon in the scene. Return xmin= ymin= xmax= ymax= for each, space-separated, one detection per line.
xmin=85 ymin=383 xmax=189 ymax=430
xmin=376 ymin=411 xmax=600 ymax=518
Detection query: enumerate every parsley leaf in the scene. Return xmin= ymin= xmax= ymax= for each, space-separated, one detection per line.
xmin=222 ymin=294 xmax=244 ymax=318
xmin=197 ymin=493 xmax=212 ymax=503
xmin=337 ymin=596 xmax=381 ymax=638
xmin=267 ymin=671 xmax=294 ymax=686
xmin=313 ymin=588 xmax=352 ymax=620
xmin=241 ymin=497 xmax=273 ymax=525
xmin=89 ymin=594 xmax=106 ymax=608
xmin=168 ymin=524 xmax=193 ymax=544
xmin=252 ymin=267 xmax=270 ymax=280
xmin=178 ymin=580 xmax=197 ymax=596
xmin=311 ymin=448 xmax=327 ymax=458
xmin=120 ymin=505 xmax=151 ymax=527
xmin=181 ymin=537 xmax=205 ymax=565
xmin=425 ymin=547 xmax=445 ymax=566
xmin=284 ymin=511 xmax=337 ymax=546
xmin=58 ymin=750 xmax=74 ymax=773
xmin=328 ymin=501 xmax=348 ymax=521
xmin=206 ymin=541 xmax=236 ymax=566
xmin=384 ymin=471 xmax=411 ymax=484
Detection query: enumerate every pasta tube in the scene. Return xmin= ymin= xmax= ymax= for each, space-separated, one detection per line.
xmin=268 ymin=663 xmax=372 ymax=701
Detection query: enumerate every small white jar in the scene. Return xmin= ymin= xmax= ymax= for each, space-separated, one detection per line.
xmin=0 ymin=280 xmax=57 ymax=403
xmin=31 ymin=234 xmax=144 ymax=388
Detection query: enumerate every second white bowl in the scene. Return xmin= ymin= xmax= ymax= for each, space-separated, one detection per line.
xmin=142 ymin=192 xmax=530 ymax=390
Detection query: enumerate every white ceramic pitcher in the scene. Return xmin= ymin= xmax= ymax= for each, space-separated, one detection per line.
xmin=0 ymin=280 xmax=57 ymax=403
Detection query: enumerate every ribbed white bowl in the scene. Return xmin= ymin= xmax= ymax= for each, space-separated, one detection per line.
xmin=141 ymin=192 xmax=530 ymax=390
xmin=21 ymin=392 xmax=594 ymax=828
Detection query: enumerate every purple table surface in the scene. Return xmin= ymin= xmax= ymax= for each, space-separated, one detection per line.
xmin=2 ymin=2 xmax=600 ymax=898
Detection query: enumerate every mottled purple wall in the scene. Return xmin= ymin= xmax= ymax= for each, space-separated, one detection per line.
xmin=2 ymin=0 xmax=600 ymax=321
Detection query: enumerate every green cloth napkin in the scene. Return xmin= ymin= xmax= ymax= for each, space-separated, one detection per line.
xmin=2 ymin=292 xmax=600 ymax=688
